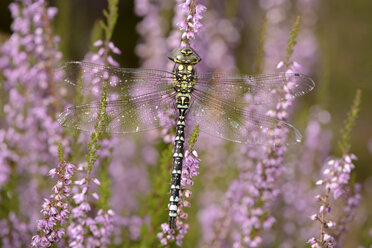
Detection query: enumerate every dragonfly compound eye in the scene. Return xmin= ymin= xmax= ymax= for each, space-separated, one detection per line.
xmin=168 ymin=47 xmax=201 ymax=64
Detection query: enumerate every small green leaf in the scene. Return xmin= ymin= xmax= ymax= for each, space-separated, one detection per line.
xmin=285 ymin=16 xmax=301 ymax=65
xmin=58 ymin=143 xmax=64 ymax=162
xmin=338 ymin=89 xmax=362 ymax=155
xmin=188 ymin=124 xmax=200 ymax=150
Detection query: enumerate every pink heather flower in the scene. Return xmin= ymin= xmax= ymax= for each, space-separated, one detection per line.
xmin=134 ymin=0 xmax=169 ymax=69
xmin=309 ymin=153 xmax=360 ymax=247
xmin=68 ymin=176 xmax=115 ymax=248
xmin=86 ymin=210 xmax=116 ymax=247
xmin=204 ymin=39 xmax=305 ymax=246
xmin=31 ymin=161 xmax=75 ymax=247
xmin=1 ymin=3 xmax=66 ymax=244
xmin=157 ymin=223 xmax=175 ymax=247
xmin=322 ymin=155 xmax=357 ymax=199
xmin=249 ymin=2 xmax=319 ymax=246
xmin=68 ymin=173 xmax=91 ymax=247
xmin=236 ymin=63 xmax=300 ymax=247
xmin=93 ymin=40 xmax=103 ymax=47
xmin=108 ymin=42 xmax=121 ymax=55
xmin=85 ymin=39 xmax=121 ymax=67
xmin=0 ymin=1 xmax=66 ymax=245
xmin=181 ymin=150 xmax=200 ymax=187
xmin=176 ymin=0 xmax=207 ymax=46
xmin=0 ymin=0 xmax=65 ymax=229
xmin=92 ymin=178 xmax=101 ymax=185
xmin=107 ymin=55 xmax=119 ymax=67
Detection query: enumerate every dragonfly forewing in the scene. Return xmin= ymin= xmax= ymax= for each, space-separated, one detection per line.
xmin=195 ymin=72 xmax=315 ymax=106
xmin=57 ymin=62 xmax=312 ymax=144
xmin=57 ymin=91 xmax=177 ymax=133
xmin=57 ymin=61 xmax=175 ymax=102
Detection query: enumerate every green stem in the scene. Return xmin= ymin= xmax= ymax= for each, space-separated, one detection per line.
xmin=338 ymin=89 xmax=362 ymax=156
xmin=285 ymin=16 xmax=301 ymax=66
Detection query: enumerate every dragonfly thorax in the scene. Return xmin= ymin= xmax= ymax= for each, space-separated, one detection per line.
xmin=169 ymin=47 xmax=200 ymax=94
xmin=173 ymin=63 xmax=196 ymax=94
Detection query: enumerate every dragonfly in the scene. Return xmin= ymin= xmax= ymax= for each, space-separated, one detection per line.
xmin=57 ymin=46 xmax=315 ymax=228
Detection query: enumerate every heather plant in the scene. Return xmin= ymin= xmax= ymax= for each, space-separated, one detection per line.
xmin=0 ymin=0 xmax=369 ymax=248
xmin=308 ymin=89 xmax=362 ymax=248
xmin=0 ymin=0 xmax=63 ymax=245
xmin=206 ymin=16 xmax=306 ymax=248
xmin=32 ymin=145 xmax=75 ymax=247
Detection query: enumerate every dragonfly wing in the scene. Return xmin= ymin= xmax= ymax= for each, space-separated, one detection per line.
xmin=195 ymin=72 xmax=315 ymax=105
xmin=57 ymin=61 xmax=174 ymax=101
xmin=58 ymin=91 xmax=177 ymax=133
xmin=187 ymin=90 xmax=302 ymax=145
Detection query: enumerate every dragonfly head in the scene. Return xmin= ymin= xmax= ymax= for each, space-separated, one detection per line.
xmin=168 ymin=47 xmax=201 ymax=65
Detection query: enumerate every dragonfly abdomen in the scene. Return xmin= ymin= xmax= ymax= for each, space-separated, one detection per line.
xmin=169 ymin=93 xmax=189 ymax=228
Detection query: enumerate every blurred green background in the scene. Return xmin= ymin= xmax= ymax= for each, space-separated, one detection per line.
xmin=0 ymin=0 xmax=371 ymax=245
